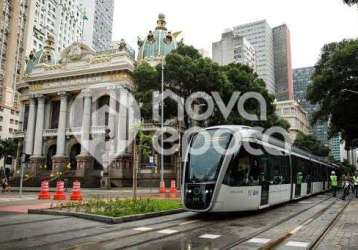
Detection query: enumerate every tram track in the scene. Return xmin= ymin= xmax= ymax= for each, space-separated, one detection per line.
xmin=219 ymin=195 xmax=333 ymax=250
xmin=33 ymin=195 xmax=329 ymax=250
xmin=309 ymin=198 xmax=351 ymax=250
xmin=0 ymin=195 xmax=333 ymax=250
xmin=0 ymin=212 xmax=198 ymax=249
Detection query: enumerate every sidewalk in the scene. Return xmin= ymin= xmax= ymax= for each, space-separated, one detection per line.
xmin=316 ymin=196 xmax=358 ymax=249
xmin=0 ymin=188 xmax=181 ymax=213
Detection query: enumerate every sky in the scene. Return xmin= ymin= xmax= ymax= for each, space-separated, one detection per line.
xmin=112 ymin=0 xmax=358 ymax=68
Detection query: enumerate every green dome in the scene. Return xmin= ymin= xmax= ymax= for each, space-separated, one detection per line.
xmin=25 ymin=36 xmax=59 ymax=74
xmin=137 ymin=14 xmax=179 ymax=62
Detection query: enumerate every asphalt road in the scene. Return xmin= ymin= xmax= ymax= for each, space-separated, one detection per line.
xmin=0 ymin=194 xmax=351 ymax=250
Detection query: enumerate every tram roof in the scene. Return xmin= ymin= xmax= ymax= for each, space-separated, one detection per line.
xmin=203 ymin=125 xmax=341 ymax=169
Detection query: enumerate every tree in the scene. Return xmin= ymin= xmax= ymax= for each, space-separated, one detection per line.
xmin=0 ymin=138 xmax=17 ymax=179
xmin=343 ymin=0 xmax=358 ymax=6
xmin=293 ymin=131 xmax=330 ymax=157
xmin=134 ymin=43 xmax=290 ymax=131
xmin=307 ymin=39 xmax=358 ymax=149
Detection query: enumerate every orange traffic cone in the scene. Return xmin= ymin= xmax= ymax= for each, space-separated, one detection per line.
xmin=170 ymin=179 xmax=177 ymax=194
xmin=53 ymin=181 xmax=66 ymax=200
xmin=38 ymin=180 xmax=50 ymax=200
xmin=159 ymin=180 xmax=166 ymax=193
xmin=70 ymin=180 xmax=82 ymax=201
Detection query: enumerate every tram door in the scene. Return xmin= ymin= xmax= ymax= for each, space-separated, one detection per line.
xmin=260 ymin=181 xmax=269 ymax=206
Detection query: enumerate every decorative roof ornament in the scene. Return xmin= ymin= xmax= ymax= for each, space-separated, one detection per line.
xmin=156 ymin=13 xmax=167 ymax=30
xmin=60 ymin=42 xmax=95 ymax=63
xmin=118 ymin=38 xmax=127 ymax=51
xmin=137 ymin=14 xmax=180 ymax=64
xmin=39 ymin=35 xmax=56 ymax=64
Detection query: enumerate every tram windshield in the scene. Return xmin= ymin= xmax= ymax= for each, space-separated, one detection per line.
xmin=186 ymin=129 xmax=232 ymax=183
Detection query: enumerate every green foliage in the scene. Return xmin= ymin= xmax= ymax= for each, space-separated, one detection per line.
xmin=0 ymin=138 xmax=17 ymax=160
xmin=307 ymin=39 xmax=358 ymax=147
xmin=293 ymin=131 xmax=330 ymax=157
xmin=134 ymin=43 xmax=290 ymax=131
xmin=76 ymin=198 xmax=182 ymax=217
xmin=343 ymin=0 xmax=358 ymax=6
xmin=136 ymin=124 xmax=153 ymax=158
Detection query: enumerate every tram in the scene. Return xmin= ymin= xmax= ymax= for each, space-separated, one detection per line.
xmin=182 ymin=125 xmax=340 ymax=212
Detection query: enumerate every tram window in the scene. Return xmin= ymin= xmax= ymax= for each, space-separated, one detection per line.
xmin=223 ymin=150 xmax=250 ymax=186
xmin=292 ymin=156 xmax=308 ymax=184
xmin=264 ymin=150 xmax=289 ymax=185
xmin=223 ymin=145 xmax=263 ymax=187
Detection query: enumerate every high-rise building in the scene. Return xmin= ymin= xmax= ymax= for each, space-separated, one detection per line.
xmin=293 ymin=67 xmax=329 ymax=145
xmin=212 ymin=30 xmax=256 ymax=70
xmin=233 ymin=20 xmax=275 ymax=94
xmin=0 ymin=0 xmax=30 ymax=139
xmin=293 ymin=67 xmax=344 ymax=161
xmin=273 ymin=24 xmax=293 ymax=101
xmin=79 ymin=0 xmax=114 ymax=51
xmin=24 ymin=0 xmax=86 ymax=55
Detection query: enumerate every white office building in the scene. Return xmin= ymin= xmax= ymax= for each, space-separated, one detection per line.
xmin=79 ymin=0 xmax=114 ymax=51
xmin=212 ymin=30 xmax=256 ymax=71
xmin=24 ymin=0 xmax=86 ymax=55
xmin=232 ymin=20 xmax=275 ymax=94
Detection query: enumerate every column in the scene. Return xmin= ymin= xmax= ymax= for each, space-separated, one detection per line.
xmin=25 ymin=97 xmax=36 ymax=155
xmin=116 ymin=90 xmax=128 ymax=156
xmin=33 ymin=95 xmax=45 ymax=156
xmin=81 ymin=91 xmax=92 ymax=155
xmin=55 ymin=92 xmax=68 ymax=156
xmin=108 ymin=90 xmax=117 ymax=154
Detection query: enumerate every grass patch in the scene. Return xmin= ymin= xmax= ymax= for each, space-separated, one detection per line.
xmin=65 ymin=198 xmax=182 ymax=217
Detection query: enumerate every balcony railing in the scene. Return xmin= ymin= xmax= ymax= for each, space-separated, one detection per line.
xmin=12 ymin=131 xmax=24 ymax=138
xmin=43 ymin=129 xmax=57 ymax=137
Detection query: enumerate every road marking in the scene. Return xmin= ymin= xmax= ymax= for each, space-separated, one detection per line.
xmin=157 ymin=229 xmax=178 ymax=234
xmin=179 ymin=220 xmax=199 ymax=225
xmin=133 ymin=227 xmax=153 ymax=231
xmin=247 ymin=238 xmax=271 ymax=244
xmin=199 ymin=234 xmax=221 ymax=239
xmin=285 ymin=241 xmax=309 ymax=248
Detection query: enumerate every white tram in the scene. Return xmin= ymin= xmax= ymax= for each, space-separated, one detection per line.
xmin=182 ymin=126 xmax=340 ymax=212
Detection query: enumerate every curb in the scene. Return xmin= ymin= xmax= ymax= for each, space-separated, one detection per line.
xmin=28 ymin=208 xmax=185 ymax=224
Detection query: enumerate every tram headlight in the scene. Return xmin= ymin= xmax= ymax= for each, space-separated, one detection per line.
xmin=187 ymin=189 xmax=192 ymax=193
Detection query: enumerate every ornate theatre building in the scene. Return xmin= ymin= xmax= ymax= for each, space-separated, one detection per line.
xmin=14 ymin=14 xmax=182 ymax=187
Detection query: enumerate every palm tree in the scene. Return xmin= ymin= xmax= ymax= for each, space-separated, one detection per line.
xmin=343 ymin=0 xmax=358 ymax=6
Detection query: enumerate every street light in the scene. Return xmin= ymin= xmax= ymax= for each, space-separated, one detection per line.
xmin=160 ymin=57 xmax=165 ymax=186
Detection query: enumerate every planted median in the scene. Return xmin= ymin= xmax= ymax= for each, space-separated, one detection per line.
xmin=29 ymin=198 xmax=184 ymax=223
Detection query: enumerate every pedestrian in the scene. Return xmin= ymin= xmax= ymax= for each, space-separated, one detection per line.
xmin=330 ymin=171 xmax=338 ymax=197
xmin=353 ymin=172 xmax=358 ymax=198
xmin=341 ymin=175 xmax=351 ymax=200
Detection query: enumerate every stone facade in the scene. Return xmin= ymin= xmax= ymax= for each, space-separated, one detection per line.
xmin=275 ymin=100 xmax=311 ymax=141
xmin=14 ymin=38 xmax=180 ymax=188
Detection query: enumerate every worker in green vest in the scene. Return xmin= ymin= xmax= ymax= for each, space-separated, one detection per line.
xmin=330 ymin=171 xmax=338 ymax=197
xmin=296 ymin=172 xmax=303 ymax=185
xmin=353 ymin=172 xmax=358 ymax=198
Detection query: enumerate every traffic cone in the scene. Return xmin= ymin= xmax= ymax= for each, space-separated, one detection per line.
xmin=70 ymin=180 xmax=82 ymax=201
xmin=159 ymin=180 xmax=166 ymax=193
xmin=53 ymin=181 xmax=66 ymax=200
xmin=38 ymin=180 xmax=50 ymax=200
xmin=170 ymin=179 xmax=177 ymax=194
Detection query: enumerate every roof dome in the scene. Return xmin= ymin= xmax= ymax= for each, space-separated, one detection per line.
xmin=25 ymin=35 xmax=59 ymax=74
xmin=137 ymin=14 xmax=180 ymax=63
